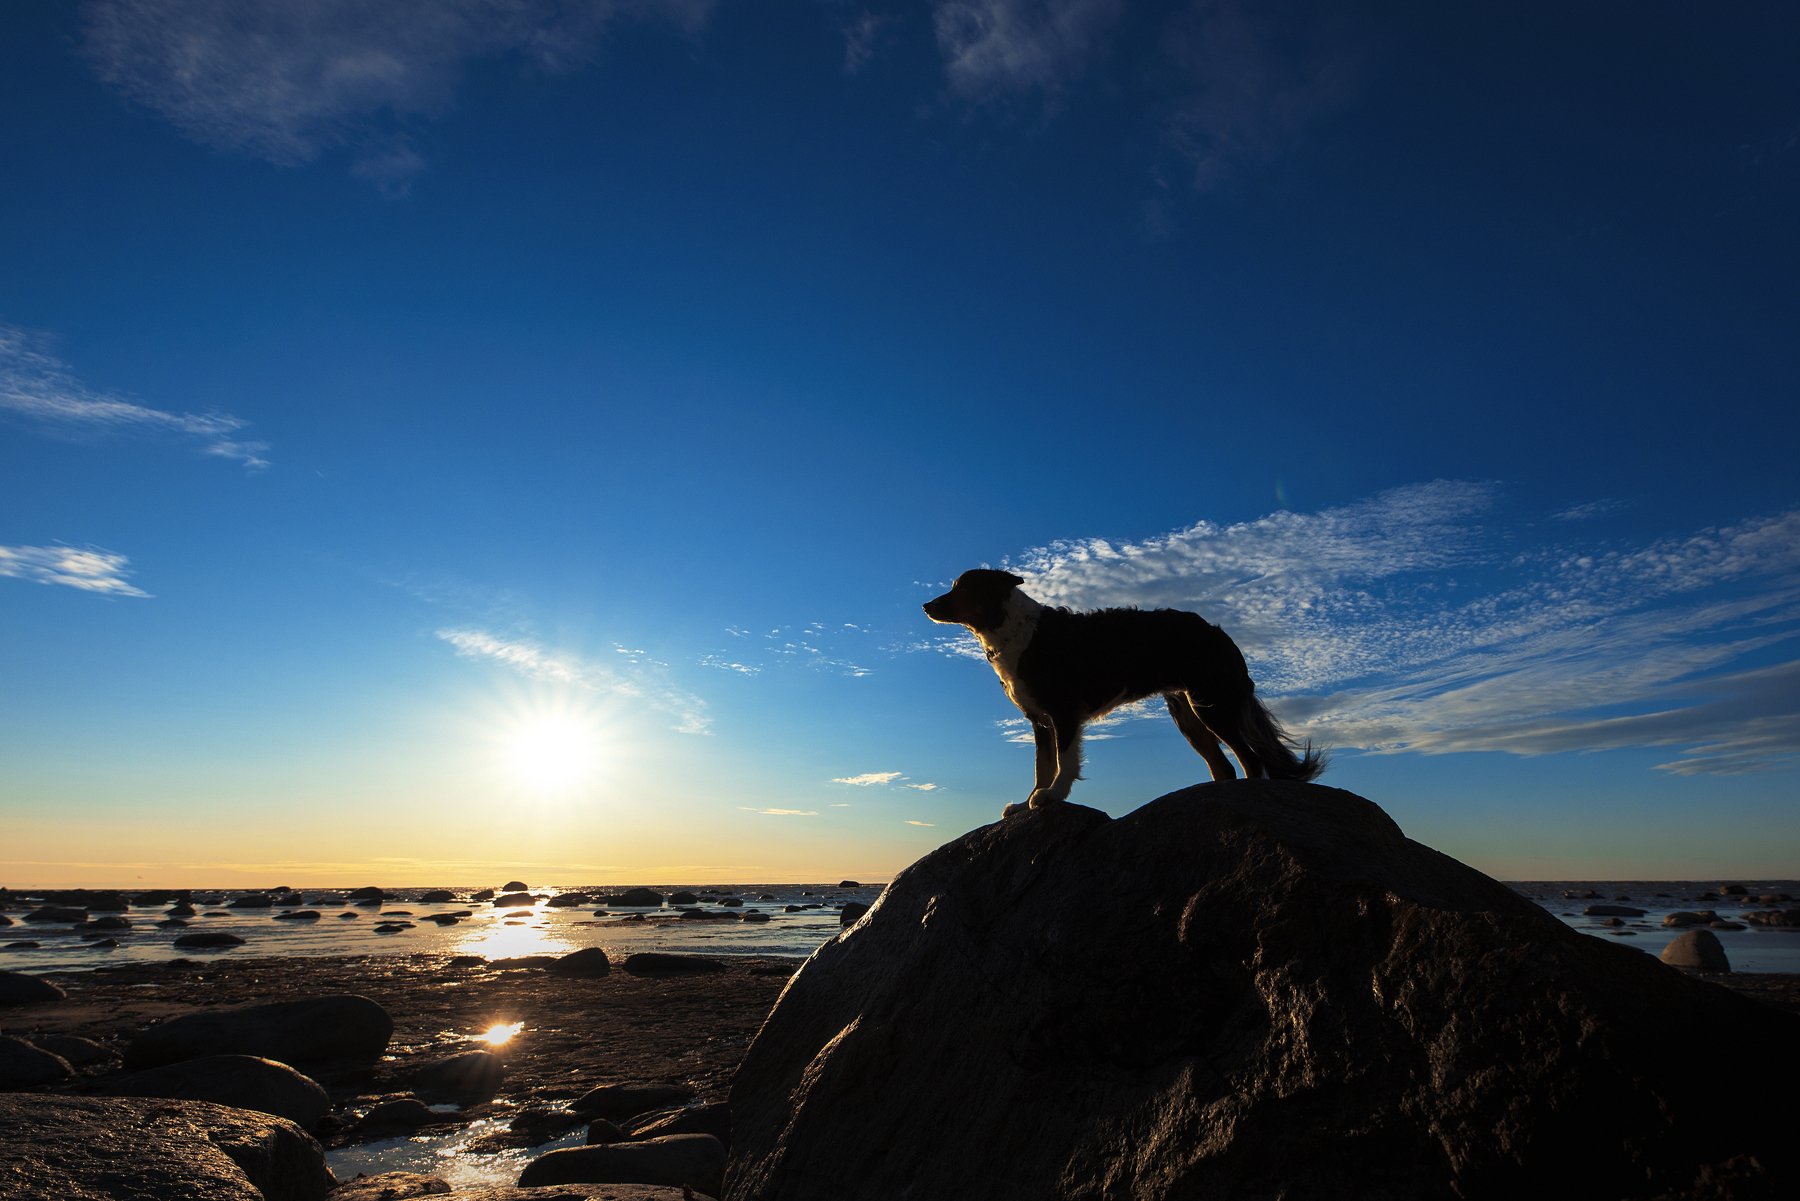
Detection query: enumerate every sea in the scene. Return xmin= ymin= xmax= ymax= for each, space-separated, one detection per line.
xmin=4 ymin=879 xmax=1798 ymax=976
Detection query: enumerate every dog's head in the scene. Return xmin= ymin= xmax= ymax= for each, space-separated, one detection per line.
xmin=923 ymin=569 xmax=1025 ymax=632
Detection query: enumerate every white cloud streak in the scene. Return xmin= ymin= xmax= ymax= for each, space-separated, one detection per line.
xmin=80 ymin=0 xmax=711 ymax=189
xmin=988 ymin=482 xmax=1800 ymax=775
xmin=739 ymin=807 xmax=819 ymax=817
xmin=0 ymin=544 xmax=150 ymax=598
xmin=0 ymin=322 xmax=268 ymax=468
xmin=933 ymin=0 xmax=1123 ymax=98
xmin=833 ymin=771 xmax=904 ymax=786
xmin=438 ymin=627 xmax=711 ymax=735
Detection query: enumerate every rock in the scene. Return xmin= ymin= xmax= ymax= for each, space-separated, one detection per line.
xmin=174 ymin=931 xmax=247 ymax=948
xmin=548 ymin=946 xmax=612 ymax=977
xmin=1743 ymin=908 xmax=1800 ymax=927
xmin=1710 ymin=920 xmax=1747 ymax=931
xmin=339 ymin=912 xmax=360 ymax=920
xmin=347 ymin=886 xmax=385 ymax=902
xmin=91 ymin=914 xmax=132 ymax=930
xmin=1720 ymin=883 xmax=1748 ymax=895
xmin=1662 ymin=929 xmax=1732 ymax=972
xmin=501 ymin=880 xmax=529 ymax=892
xmin=1664 ymin=911 xmax=1717 ymax=927
xmin=669 ymin=891 xmax=699 ymax=906
xmin=23 ymin=905 xmax=88 ymax=923
xmin=623 ymin=953 xmax=724 ymax=976
xmin=105 ymin=1054 xmax=331 ymax=1126
xmin=361 ymin=1097 xmax=436 ymax=1128
xmin=4 ymin=941 xmax=41 ymax=950
xmin=273 ymin=910 xmax=322 ymax=921
xmin=329 ymin=1171 xmax=451 ymax=1199
xmin=473 ymin=888 xmax=496 ymax=901
xmin=168 ymin=903 xmax=197 ymax=916
xmin=586 ymin=1117 xmax=628 ymax=1143
xmin=742 ymin=911 xmax=770 ymax=923
xmin=0 ymin=969 xmax=65 ymax=1005
xmin=547 ymin=892 xmax=591 ymax=907
xmin=419 ymin=890 xmax=456 ymax=903
xmin=837 ymin=880 xmax=860 ymax=888
xmin=726 ymin=780 xmax=1800 ymax=1201
xmin=838 ymin=901 xmax=869 ymax=926
xmin=519 ymin=1133 xmax=726 ymax=1196
xmin=603 ymin=888 xmax=666 ymax=908
xmin=1583 ymin=904 xmax=1646 ymax=917
xmin=720 ymin=897 xmax=743 ymax=907
xmin=452 ymin=1186 xmax=702 ymax=1201
xmin=494 ymin=892 xmax=537 ymax=908
xmin=572 ymin=1083 xmax=697 ymax=1121
xmin=36 ymin=1033 xmax=110 ymax=1065
xmin=374 ymin=922 xmax=415 ymax=933
xmin=0 ymin=1094 xmax=334 ymax=1201
xmin=159 ymin=918 xmax=191 ymax=928
xmin=125 ymin=994 xmax=393 ymax=1069
xmin=630 ymin=1101 xmax=730 ymax=1148
xmin=0 ymin=1034 xmax=73 ymax=1086
xmin=423 ymin=913 xmax=460 ymax=925
xmin=228 ymin=894 xmax=274 ymax=908
xmin=406 ymin=1049 xmax=505 ymax=1103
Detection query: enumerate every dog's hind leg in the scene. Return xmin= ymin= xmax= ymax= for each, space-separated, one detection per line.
xmin=1167 ymin=693 xmax=1236 ymax=781
xmin=1204 ymin=703 xmax=1266 ymax=779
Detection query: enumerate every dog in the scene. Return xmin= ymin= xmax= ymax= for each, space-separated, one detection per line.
xmin=924 ymin=569 xmax=1323 ymax=816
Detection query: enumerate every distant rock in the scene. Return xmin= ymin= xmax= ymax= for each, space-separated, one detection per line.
xmin=473 ymin=888 xmax=496 ymax=901
xmin=274 ymin=910 xmax=322 ymax=921
xmin=548 ymin=947 xmax=612 ymax=977
xmin=1720 ymin=883 xmax=1748 ymax=895
xmin=348 ymin=886 xmax=385 ymax=902
xmin=494 ymin=892 xmax=537 ymax=908
xmin=0 ymin=1035 xmax=73 ymax=1086
xmin=547 ymin=893 xmax=592 ymax=907
xmin=1662 ymin=929 xmax=1732 ymax=972
xmin=520 ymin=1133 xmax=725 ymax=1196
xmin=603 ymin=888 xmax=666 ymax=908
xmin=174 ymin=931 xmax=246 ymax=949
xmin=0 ymin=970 xmax=65 ymax=1006
xmin=623 ymin=953 xmax=724 ymax=977
xmin=361 ymin=1097 xmax=435 ymax=1129
xmin=1744 ymin=909 xmax=1800 ymax=927
xmin=104 ymin=1054 xmax=331 ymax=1127
xmin=1582 ymin=903 xmax=1646 ymax=917
xmin=228 ymin=895 xmax=274 ymax=909
xmin=742 ymin=911 xmax=770 ymax=923
xmin=91 ymin=914 xmax=132 ymax=930
xmin=374 ymin=922 xmax=415 ymax=933
xmin=727 ymin=781 xmax=1800 ymax=1201
xmin=419 ymin=889 xmax=456 ymax=903
xmin=0 ymin=1094 xmax=334 ymax=1201
xmin=23 ymin=906 xmax=87 ymax=923
xmin=572 ymin=1083 xmax=697 ymax=1121
xmin=501 ymin=880 xmax=529 ymax=892
xmin=837 ymin=880 xmax=861 ymax=889
xmin=838 ymin=902 xmax=868 ymax=926
xmin=125 ymin=993 xmax=392 ymax=1069
xmin=669 ymin=891 xmax=699 ymax=906
xmin=720 ymin=897 xmax=743 ymax=907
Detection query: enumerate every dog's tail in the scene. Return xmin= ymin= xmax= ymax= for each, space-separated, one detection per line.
xmin=1239 ymin=694 xmax=1326 ymax=782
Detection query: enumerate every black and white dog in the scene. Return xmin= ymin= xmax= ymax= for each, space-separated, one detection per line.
xmin=924 ymin=569 xmax=1323 ymax=816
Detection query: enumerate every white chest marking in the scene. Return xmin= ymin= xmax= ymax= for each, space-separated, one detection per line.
xmin=973 ymin=592 xmax=1043 ymax=715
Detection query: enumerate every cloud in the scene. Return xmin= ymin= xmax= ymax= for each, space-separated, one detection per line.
xmin=990 ymin=483 xmax=1800 ymax=774
xmin=438 ymin=627 xmax=711 ymax=734
xmin=0 ymin=322 xmax=268 ymax=468
xmin=708 ymin=621 xmax=875 ymax=678
xmin=79 ymin=0 xmax=712 ymax=189
xmin=904 ymin=819 xmax=936 ymax=827
xmin=833 ymin=771 xmax=904 ymax=786
xmin=905 ymin=782 xmax=940 ymax=791
xmin=0 ymin=544 xmax=150 ymax=597
xmin=739 ymin=807 xmax=819 ymax=817
xmin=933 ymin=0 xmax=1124 ymax=98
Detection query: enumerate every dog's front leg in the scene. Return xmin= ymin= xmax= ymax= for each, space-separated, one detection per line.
xmin=1028 ymin=718 xmax=1081 ymax=809
xmin=1004 ymin=718 xmax=1060 ymax=818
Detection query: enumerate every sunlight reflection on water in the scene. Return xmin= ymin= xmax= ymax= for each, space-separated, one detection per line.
xmin=451 ymin=919 xmax=577 ymax=961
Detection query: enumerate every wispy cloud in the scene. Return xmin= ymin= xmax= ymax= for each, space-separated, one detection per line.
xmin=990 ymin=482 xmax=1800 ymax=774
xmin=833 ymin=771 xmax=904 ymax=786
xmin=933 ymin=0 xmax=1124 ymax=99
xmin=903 ymin=819 xmax=936 ymax=827
xmin=438 ymin=627 xmax=711 ymax=735
xmin=0 ymin=544 xmax=150 ymax=597
xmin=80 ymin=0 xmax=712 ymax=191
xmin=704 ymin=620 xmax=874 ymax=678
xmin=0 ymin=322 xmax=268 ymax=468
xmin=739 ymin=807 xmax=819 ymax=817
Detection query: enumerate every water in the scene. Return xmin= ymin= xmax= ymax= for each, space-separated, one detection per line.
xmin=1515 ymin=880 xmax=1800 ymax=974
xmin=325 ymin=1117 xmax=584 ymax=1188
xmin=0 ymin=882 xmax=880 ymax=975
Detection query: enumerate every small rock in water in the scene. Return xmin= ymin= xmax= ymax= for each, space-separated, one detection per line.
xmin=623 ymin=952 xmax=724 ymax=976
xmin=173 ymin=931 xmax=245 ymax=948
xmin=840 ymin=902 xmax=870 ymax=926
xmin=1661 ymin=929 xmax=1731 ymax=972
xmin=419 ymin=889 xmax=456 ymax=903
xmin=361 ymin=1096 xmax=435 ymax=1129
xmin=273 ymin=910 xmax=322 ymax=921
xmin=518 ymin=1132 xmax=726 ymax=1196
xmin=548 ymin=946 xmax=612 ymax=977
xmin=406 ymin=1049 xmax=505 ymax=1103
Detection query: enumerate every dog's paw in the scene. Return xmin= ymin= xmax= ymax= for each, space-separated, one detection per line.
xmin=1001 ymin=801 xmax=1029 ymax=819
xmin=1026 ymin=789 xmax=1067 ymax=810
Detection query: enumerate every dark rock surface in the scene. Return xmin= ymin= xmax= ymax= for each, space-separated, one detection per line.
xmin=727 ymin=780 xmax=1800 ymax=1201
xmin=174 ymin=931 xmax=247 ymax=948
xmin=603 ymin=887 xmax=667 ymax=908
xmin=125 ymin=993 xmax=393 ymax=1069
xmin=1662 ymin=928 xmax=1732 ymax=972
xmin=519 ymin=1133 xmax=726 ymax=1196
xmin=0 ymin=1093 xmax=334 ymax=1201
xmin=103 ymin=1053 xmax=331 ymax=1126
xmin=405 ymin=1048 xmax=506 ymax=1103
xmin=572 ymin=1082 xmax=697 ymax=1121
xmin=0 ymin=968 xmax=66 ymax=1005
xmin=548 ymin=946 xmax=613 ymax=977
xmin=0 ymin=1033 xmax=74 ymax=1086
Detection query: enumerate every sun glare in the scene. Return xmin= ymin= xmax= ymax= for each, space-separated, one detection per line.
xmin=502 ymin=713 xmax=600 ymax=793
xmin=477 ymin=1021 xmax=524 ymax=1047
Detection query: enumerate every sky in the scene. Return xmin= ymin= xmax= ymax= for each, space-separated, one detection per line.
xmin=2 ymin=1 xmax=1797 ymax=888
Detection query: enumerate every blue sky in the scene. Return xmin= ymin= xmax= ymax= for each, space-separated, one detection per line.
xmin=2 ymin=1 xmax=1797 ymax=886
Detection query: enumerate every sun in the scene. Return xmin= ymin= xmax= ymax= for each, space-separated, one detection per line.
xmin=502 ymin=712 xmax=601 ymax=793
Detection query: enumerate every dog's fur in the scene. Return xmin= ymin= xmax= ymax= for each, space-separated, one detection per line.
xmin=924 ymin=569 xmax=1323 ymax=815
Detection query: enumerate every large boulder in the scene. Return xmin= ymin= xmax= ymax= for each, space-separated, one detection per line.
xmin=104 ymin=1054 xmax=331 ymax=1126
xmin=1662 ymin=929 xmax=1732 ymax=972
xmin=0 ymin=1094 xmax=334 ymax=1201
xmin=0 ymin=969 xmax=65 ymax=1005
xmin=0 ymin=1034 xmax=73 ymax=1086
xmin=125 ymin=994 xmax=392 ymax=1069
xmin=519 ymin=1133 xmax=726 ymax=1196
xmin=727 ymin=781 xmax=1799 ymax=1201
xmin=404 ymin=1048 xmax=506 ymax=1103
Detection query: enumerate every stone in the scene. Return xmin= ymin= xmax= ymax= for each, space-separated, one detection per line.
xmin=726 ymin=780 xmax=1800 ymax=1201
xmin=519 ymin=1133 xmax=726 ymax=1196
xmin=838 ymin=901 xmax=869 ymax=926
xmin=329 ymin=1172 xmax=451 ymax=1200
xmin=623 ymin=953 xmax=724 ymax=976
xmin=23 ymin=905 xmax=88 ymax=923
xmin=273 ymin=910 xmax=322 ymax=921
xmin=572 ymin=1083 xmax=697 ymax=1121
xmin=4 ymin=941 xmax=41 ymax=950
xmin=502 ymin=880 xmax=529 ymax=892
xmin=630 ymin=1101 xmax=730 ymax=1148
xmin=0 ymin=1034 xmax=73 ymax=1086
xmin=837 ymin=880 xmax=861 ymax=888
xmin=1583 ymin=904 xmax=1646 ymax=917
xmin=0 ymin=1094 xmax=334 ymax=1201
xmin=174 ymin=931 xmax=247 ymax=948
xmin=406 ymin=1048 xmax=505 ymax=1103
xmin=105 ymin=1054 xmax=331 ymax=1126
xmin=548 ymin=946 xmax=612 ymax=977
xmin=361 ymin=1097 xmax=436 ymax=1128
xmin=1661 ymin=929 xmax=1732 ymax=972
xmin=0 ymin=969 xmax=65 ymax=1005
xmin=347 ymin=886 xmax=385 ymax=901
xmin=473 ymin=888 xmax=496 ymax=900
xmin=419 ymin=890 xmax=456 ymax=903
xmin=1664 ymin=911 xmax=1716 ymax=927
xmin=494 ymin=892 xmax=537 ymax=908
xmin=669 ymin=891 xmax=699 ymax=906
xmin=91 ymin=915 xmax=132 ymax=930
xmin=586 ymin=1117 xmax=628 ymax=1143
xmin=228 ymin=895 xmax=274 ymax=908
xmin=603 ymin=888 xmax=666 ymax=908
xmin=547 ymin=892 xmax=591 ymax=907
xmin=742 ymin=911 xmax=771 ymax=923
xmin=36 ymin=1033 xmax=110 ymax=1065
xmin=125 ymin=993 xmax=393 ymax=1069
